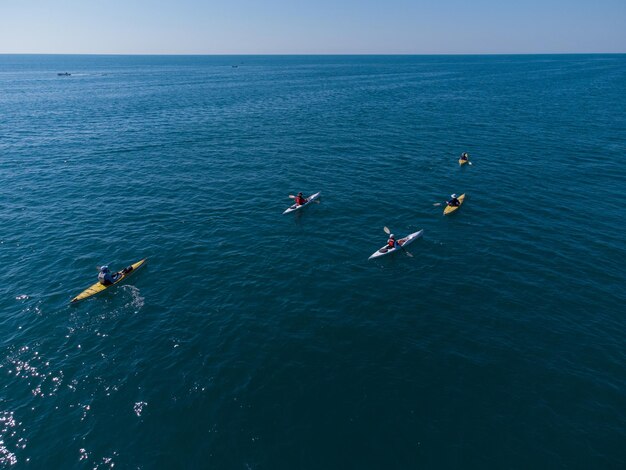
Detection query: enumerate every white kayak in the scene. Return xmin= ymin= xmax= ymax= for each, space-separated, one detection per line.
xmin=368 ymin=230 xmax=424 ymax=260
xmin=283 ymin=192 xmax=321 ymax=214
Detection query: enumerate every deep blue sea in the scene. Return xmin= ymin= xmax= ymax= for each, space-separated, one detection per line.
xmin=1 ymin=54 xmax=625 ymax=468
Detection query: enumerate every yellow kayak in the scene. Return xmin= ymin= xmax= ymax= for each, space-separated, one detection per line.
xmin=459 ymin=158 xmax=468 ymax=166
xmin=70 ymin=258 xmax=147 ymax=303
xmin=443 ymin=194 xmax=465 ymax=215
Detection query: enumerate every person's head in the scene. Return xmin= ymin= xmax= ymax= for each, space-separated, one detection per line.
xmin=451 ymin=194 xmax=457 ymax=199
xmin=100 ymin=266 xmax=109 ymax=273
xmin=298 ymin=192 xmax=303 ymax=197
xmin=389 ymin=234 xmax=395 ymax=239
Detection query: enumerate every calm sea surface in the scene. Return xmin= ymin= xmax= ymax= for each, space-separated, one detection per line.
xmin=1 ymin=54 xmax=625 ymax=468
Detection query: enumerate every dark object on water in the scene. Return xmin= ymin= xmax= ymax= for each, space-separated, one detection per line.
xmin=232 ymin=65 xmax=238 ymax=68
xmin=57 ymin=72 xmax=71 ymax=76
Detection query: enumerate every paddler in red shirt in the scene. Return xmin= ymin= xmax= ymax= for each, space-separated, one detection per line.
xmin=295 ymin=192 xmax=308 ymax=206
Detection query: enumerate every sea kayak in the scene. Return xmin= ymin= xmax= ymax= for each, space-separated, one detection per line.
xmin=368 ymin=230 xmax=424 ymax=260
xmin=459 ymin=158 xmax=468 ymax=166
xmin=70 ymin=258 xmax=147 ymax=303
xmin=283 ymin=192 xmax=321 ymax=214
xmin=443 ymin=194 xmax=466 ymax=215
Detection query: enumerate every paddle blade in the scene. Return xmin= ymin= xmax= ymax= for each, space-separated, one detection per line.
xmin=383 ymin=226 xmax=391 ymax=234
xmin=433 ymin=203 xmax=441 ymax=206
xmin=405 ymin=250 xmax=414 ymax=258
xmin=289 ymin=195 xmax=296 ymax=199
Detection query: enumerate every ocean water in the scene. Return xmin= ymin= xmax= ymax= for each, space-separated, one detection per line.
xmin=1 ymin=54 xmax=625 ymax=468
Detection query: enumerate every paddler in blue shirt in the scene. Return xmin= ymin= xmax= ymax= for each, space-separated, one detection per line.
xmin=98 ymin=266 xmax=120 ymax=286
xmin=447 ymin=194 xmax=461 ymax=207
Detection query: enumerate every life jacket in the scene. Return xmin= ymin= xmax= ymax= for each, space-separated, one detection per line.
xmin=98 ymin=271 xmax=115 ymax=286
xmin=296 ymin=196 xmax=307 ymax=205
xmin=387 ymin=239 xmax=396 ymax=248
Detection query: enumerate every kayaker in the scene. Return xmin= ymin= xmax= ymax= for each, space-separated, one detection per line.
xmin=460 ymin=152 xmax=469 ymax=161
xmin=387 ymin=234 xmax=399 ymax=249
xmin=447 ymin=194 xmax=461 ymax=207
xmin=295 ymin=192 xmax=308 ymax=206
xmin=98 ymin=266 xmax=119 ymax=286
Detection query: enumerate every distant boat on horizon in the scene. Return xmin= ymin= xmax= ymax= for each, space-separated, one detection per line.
xmin=57 ymin=72 xmax=71 ymax=76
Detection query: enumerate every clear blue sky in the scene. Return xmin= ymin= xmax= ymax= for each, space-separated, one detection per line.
xmin=1 ymin=0 xmax=625 ymax=54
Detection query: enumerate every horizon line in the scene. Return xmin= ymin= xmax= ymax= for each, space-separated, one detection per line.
xmin=1 ymin=52 xmax=625 ymax=56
